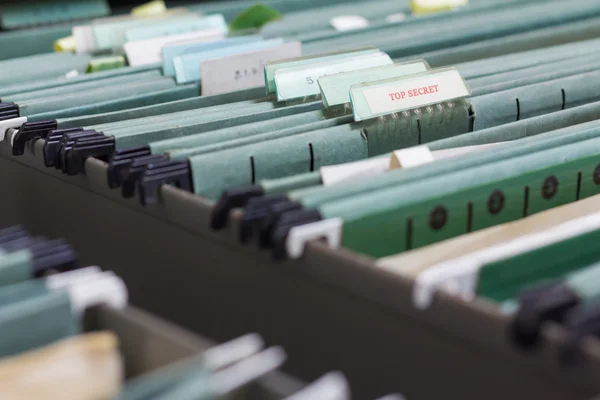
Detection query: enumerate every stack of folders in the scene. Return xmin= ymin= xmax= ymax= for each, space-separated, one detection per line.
xmin=5 ymin=0 xmax=600 ymax=365
xmin=0 ymin=224 xmax=403 ymax=399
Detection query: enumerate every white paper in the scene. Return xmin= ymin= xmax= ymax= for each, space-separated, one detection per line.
xmin=330 ymin=15 xmax=369 ymax=31
xmin=320 ymin=157 xmax=390 ymax=186
xmin=200 ymin=41 xmax=302 ymax=96
xmin=385 ymin=13 xmax=407 ymax=23
xmin=390 ymin=146 xmax=434 ymax=169
xmin=124 ymin=29 xmax=225 ymax=67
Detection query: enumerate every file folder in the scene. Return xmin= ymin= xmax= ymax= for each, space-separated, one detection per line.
xmin=5 ymin=3 xmax=600 ymax=398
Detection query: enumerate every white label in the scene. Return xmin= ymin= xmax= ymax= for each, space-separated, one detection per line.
xmin=432 ymin=142 xmax=507 ymax=160
xmin=390 ymin=146 xmax=434 ymax=169
xmin=385 ymin=13 xmax=407 ymax=23
xmin=320 ymin=157 xmax=390 ymax=186
xmin=275 ymin=52 xmax=393 ymax=101
xmin=200 ymin=41 xmax=302 ymax=96
xmin=330 ymin=15 xmax=369 ymax=31
xmin=65 ymin=69 xmax=79 ymax=78
xmin=124 ymin=29 xmax=225 ymax=67
xmin=352 ymin=68 xmax=469 ymax=120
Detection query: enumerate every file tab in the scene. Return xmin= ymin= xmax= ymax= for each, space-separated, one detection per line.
xmin=162 ymin=35 xmax=263 ymax=77
xmin=124 ymin=14 xmax=228 ymax=42
xmin=264 ymin=47 xmax=379 ymax=94
xmin=318 ymin=60 xmax=430 ymax=108
xmin=274 ymin=52 xmax=393 ymax=102
xmin=201 ymin=41 xmax=302 ymax=96
xmin=173 ymin=38 xmax=284 ymax=84
xmin=350 ymin=67 xmax=470 ymax=121
xmin=125 ymin=29 xmax=225 ymax=67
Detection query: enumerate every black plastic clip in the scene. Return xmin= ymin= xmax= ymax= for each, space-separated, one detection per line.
xmin=0 ymin=225 xmax=29 ymax=246
xmin=271 ymin=209 xmax=323 ymax=260
xmin=11 ymin=120 xmax=57 ymax=156
xmin=63 ymin=135 xmax=116 ymax=175
xmin=106 ymin=146 xmax=152 ymax=188
xmin=258 ymin=200 xmax=303 ymax=249
xmin=560 ymin=304 xmax=600 ymax=366
xmin=121 ymin=155 xmax=169 ymax=198
xmin=238 ymin=195 xmax=289 ymax=244
xmin=511 ymin=281 xmax=580 ymax=350
xmin=0 ymin=102 xmax=19 ymax=122
xmin=30 ymin=239 xmax=78 ymax=276
xmin=210 ymin=185 xmax=265 ymax=231
xmin=137 ymin=160 xmax=193 ymax=206
xmin=56 ymin=130 xmax=102 ymax=170
xmin=42 ymin=128 xmax=84 ymax=167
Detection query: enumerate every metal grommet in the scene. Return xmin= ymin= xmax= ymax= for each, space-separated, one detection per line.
xmin=542 ymin=176 xmax=559 ymax=199
xmin=487 ymin=190 xmax=505 ymax=215
xmin=429 ymin=205 xmax=448 ymax=230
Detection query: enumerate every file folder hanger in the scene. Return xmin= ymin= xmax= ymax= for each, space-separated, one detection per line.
xmin=211 ymin=66 xmax=472 ymax=247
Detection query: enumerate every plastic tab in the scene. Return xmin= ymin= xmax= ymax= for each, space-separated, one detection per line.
xmin=124 ymin=14 xmax=227 ymax=42
xmin=162 ymin=35 xmax=263 ymax=77
xmin=173 ymin=38 xmax=284 ymax=84
xmin=125 ymin=29 xmax=225 ymax=67
xmin=201 ymin=41 xmax=302 ymax=96
xmin=350 ymin=67 xmax=470 ymax=121
xmin=318 ymin=61 xmax=430 ymax=108
xmin=274 ymin=52 xmax=393 ymax=102
xmin=264 ymin=47 xmax=379 ymax=94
